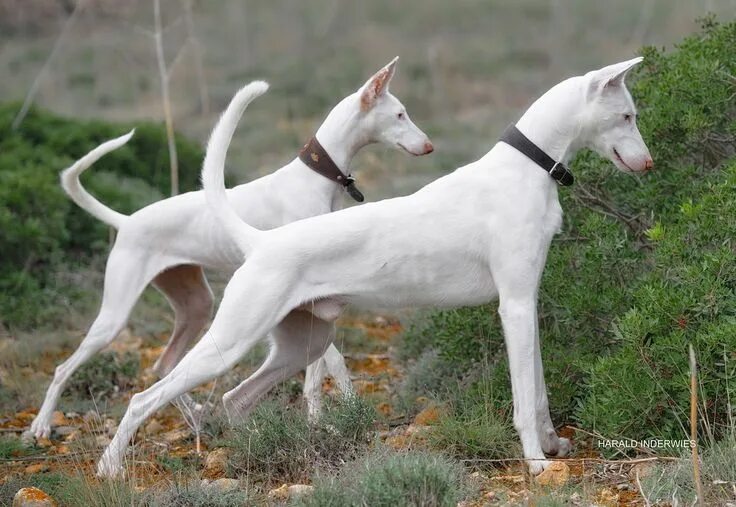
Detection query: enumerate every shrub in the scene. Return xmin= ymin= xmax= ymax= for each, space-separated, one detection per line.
xmin=295 ymin=450 xmax=470 ymax=507
xmin=148 ymin=480 xmax=250 ymax=507
xmin=225 ymin=395 xmax=376 ymax=485
xmin=577 ymin=163 xmax=736 ymax=442
xmin=65 ymin=350 xmax=140 ymax=400
xmin=0 ymin=102 xmax=204 ymax=329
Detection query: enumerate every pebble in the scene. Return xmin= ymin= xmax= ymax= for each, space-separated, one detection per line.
xmin=53 ymin=426 xmax=75 ymax=437
xmin=12 ymin=487 xmax=56 ymax=507
xmin=144 ymin=419 xmax=164 ymax=436
xmin=201 ymin=478 xmax=239 ymax=493
xmin=535 ymin=461 xmax=570 ymax=487
xmin=23 ymin=463 xmax=49 ymax=475
xmin=267 ymin=484 xmax=314 ymax=500
xmin=203 ymin=448 xmax=229 ymax=478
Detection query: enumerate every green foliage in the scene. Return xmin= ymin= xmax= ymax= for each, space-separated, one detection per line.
xmin=150 ymin=480 xmax=250 ymax=507
xmin=0 ymin=103 xmax=204 ymax=329
xmin=0 ymin=435 xmax=27 ymax=459
xmin=577 ymin=163 xmax=736 ymax=442
xmin=65 ymin=350 xmax=139 ymax=400
xmin=225 ymin=395 xmax=376 ymax=485
xmin=295 ymin=450 xmax=469 ymax=507
xmin=398 ymin=18 xmax=736 ymax=445
xmin=633 ymin=16 xmax=736 ymax=169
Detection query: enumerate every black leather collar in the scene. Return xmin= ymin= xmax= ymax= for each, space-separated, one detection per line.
xmin=499 ymin=125 xmax=574 ymax=186
xmin=298 ymin=137 xmax=365 ymax=202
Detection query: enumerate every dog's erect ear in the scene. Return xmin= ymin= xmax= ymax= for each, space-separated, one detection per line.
xmin=360 ymin=56 xmax=399 ymax=111
xmin=587 ymin=56 xmax=643 ymax=96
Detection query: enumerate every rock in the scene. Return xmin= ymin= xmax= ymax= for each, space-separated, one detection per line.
xmin=268 ymin=484 xmax=314 ymax=501
xmin=268 ymin=484 xmax=289 ymax=500
xmin=595 ymin=487 xmax=619 ymax=507
xmin=12 ymin=487 xmax=56 ymax=507
xmin=63 ymin=430 xmax=81 ymax=443
xmin=53 ymin=426 xmax=75 ymax=437
xmin=162 ymin=428 xmax=191 ymax=444
xmin=144 ymin=419 xmax=164 ymax=436
xmin=95 ymin=435 xmax=111 ymax=447
xmin=414 ymin=405 xmax=443 ymax=426
xmin=287 ymin=485 xmax=314 ymax=499
xmin=23 ymin=463 xmax=49 ymax=475
xmin=50 ymin=412 xmax=67 ymax=427
xmin=201 ymin=478 xmax=239 ymax=493
xmin=36 ymin=438 xmax=53 ymax=449
xmin=203 ymin=448 xmax=229 ymax=478
xmin=535 ymin=461 xmax=570 ymax=487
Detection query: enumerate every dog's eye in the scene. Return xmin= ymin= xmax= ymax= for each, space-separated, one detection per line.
xmin=397 ymin=112 xmax=405 ymax=119
xmin=624 ymin=114 xmax=633 ymax=122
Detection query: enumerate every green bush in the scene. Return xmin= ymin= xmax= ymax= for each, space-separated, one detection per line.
xmin=0 ymin=103 xmax=204 ymax=329
xmin=577 ymin=163 xmax=736 ymax=442
xmin=225 ymin=395 xmax=376 ymax=485
xmin=66 ymin=350 xmax=140 ymax=401
xmin=295 ymin=450 xmax=469 ymax=507
xmin=398 ymin=18 xmax=736 ymax=444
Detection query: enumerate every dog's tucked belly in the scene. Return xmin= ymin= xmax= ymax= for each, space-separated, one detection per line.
xmin=341 ymin=260 xmax=498 ymax=310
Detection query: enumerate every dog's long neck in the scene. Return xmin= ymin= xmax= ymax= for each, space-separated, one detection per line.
xmin=515 ymin=77 xmax=587 ymax=165
xmin=287 ymin=96 xmax=368 ymax=206
xmin=314 ymin=95 xmax=369 ymax=173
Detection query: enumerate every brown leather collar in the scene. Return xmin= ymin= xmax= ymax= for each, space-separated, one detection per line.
xmin=298 ymin=136 xmax=364 ymax=202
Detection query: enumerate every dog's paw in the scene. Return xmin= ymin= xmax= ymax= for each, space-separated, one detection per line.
xmin=28 ymin=417 xmax=51 ymax=441
xmin=528 ymin=459 xmax=551 ymax=476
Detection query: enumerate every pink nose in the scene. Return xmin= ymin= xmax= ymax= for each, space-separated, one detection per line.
xmin=423 ymin=141 xmax=434 ymax=154
xmin=644 ymin=158 xmax=654 ymax=171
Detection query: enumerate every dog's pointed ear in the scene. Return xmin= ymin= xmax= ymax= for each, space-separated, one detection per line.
xmin=587 ymin=56 xmax=643 ymax=97
xmin=360 ymin=56 xmax=399 ymax=112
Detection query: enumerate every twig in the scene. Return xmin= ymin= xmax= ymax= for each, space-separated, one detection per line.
xmin=689 ymin=345 xmax=705 ymax=506
xmin=12 ymin=0 xmax=84 ymax=130
xmin=181 ymin=0 xmax=209 ymax=115
xmin=154 ymin=0 xmax=179 ymax=196
xmin=459 ymin=456 xmax=682 ymax=464
xmin=636 ymin=466 xmax=652 ymax=507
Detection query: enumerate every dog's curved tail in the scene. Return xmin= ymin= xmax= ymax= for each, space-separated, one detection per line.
xmin=60 ymin=130 xmax=134 ymax=229
xmin=202 ymin=81 xmax=269 ymax=256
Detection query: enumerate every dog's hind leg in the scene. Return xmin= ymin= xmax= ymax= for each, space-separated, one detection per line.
xmin=151 ymin=265 xmax=214 ymax=377
xmin=97 ymin=263 xmax=297 ymax=478
xmin=224 ymin=310 xmax=335 ymax=422
xmin=28 ymin=249 xmax=158 ymax=440
xmin=304 ymin=342 xmax=354 ymax=420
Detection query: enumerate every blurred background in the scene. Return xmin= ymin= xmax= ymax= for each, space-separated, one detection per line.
xmin=2 ymin=0 xmax=735 ymax=196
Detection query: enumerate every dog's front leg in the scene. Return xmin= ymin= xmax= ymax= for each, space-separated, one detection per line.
xmin=533 ymin=319 xmax=571 ymax=457
xmin=498 ymin=295 xmax=549 ymax=475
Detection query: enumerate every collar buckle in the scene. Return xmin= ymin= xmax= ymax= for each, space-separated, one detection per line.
xmin=549 ymin=162 xmax=564 ymax=180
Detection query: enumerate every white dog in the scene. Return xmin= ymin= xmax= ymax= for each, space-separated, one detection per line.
xmin=98 ymin=58 xmax=653 ymax=477
xmin=28 ymin=57 xmax=433 ymax=440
